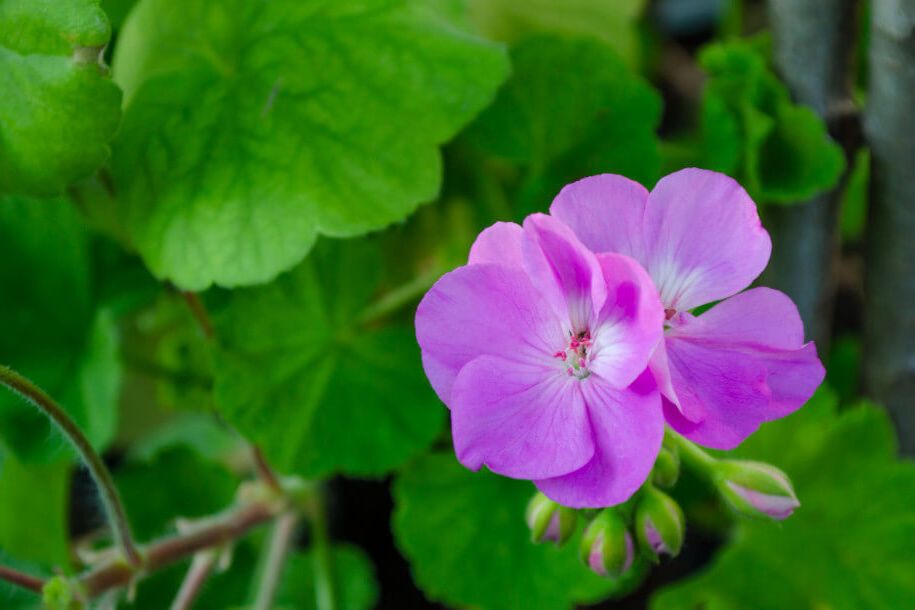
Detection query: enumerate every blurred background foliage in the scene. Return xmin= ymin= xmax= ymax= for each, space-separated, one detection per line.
xmin=0 ymin=0 xmax=912 ymax=608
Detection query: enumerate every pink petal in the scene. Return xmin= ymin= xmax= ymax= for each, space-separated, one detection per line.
xmin=522 ymin=214 xmax=607 ymax=333
xmin=642 ymin=169 xmax=771 ymax=311
xmin=663 ymin=335 xmax=772 ymax=449
xmin=587 ymin=253 xmax=664 ymax=389
xmin=535 ymin=371 xmax=664 ymax=508
xmin=416 ymin=264 xmax=564 ymax=404
xmin=662 ymin=289 xmax=825 ymax=449
xmin=549 ymin=174 xmax=649 ymax=259
xmin=451 ymin=356 xmax=594 ymax=479
xmin=468 ymin=221 xmax=525 ymax=269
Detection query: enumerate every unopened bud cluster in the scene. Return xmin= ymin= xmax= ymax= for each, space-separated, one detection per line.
xmin=526 ymin=484 xmax=686 ymax=579
xmin=525 ymin=431 xmax=801 ymax=580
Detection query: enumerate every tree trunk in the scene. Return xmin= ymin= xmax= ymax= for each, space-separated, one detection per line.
xmin=763 ymin=0 xmax=857 ymax=351
xmin=863 ymin=1 xmax=915 ymax=453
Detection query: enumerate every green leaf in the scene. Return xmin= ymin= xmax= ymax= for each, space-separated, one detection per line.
xmin=0 ymin=550 xmax=45 ymax=609
xmin=0 ymin=451 xmax=71 ymax=567
xmin=0 ymin=0 xmax=122 ymax=195
xmin=466 ymin=36 xmax=661 ymax=215
xmin=272 ymin=544 xmax=379 ymax=610
xmin=211 ymin=238 xmax=444 ymax=478
xmin=652 ymin=397 xmax=915 ymax=610
xmin=699 ymin=37 xmax=845 ymax=205
xmin=394 ymin=452 xmax=642 ymax=610
xmin=109 ymin=0 xmax=509 ymax=290
xmin=0 ymin=196 xmax=121 ymax=462
xmin=468 ymin=0 xmax=647 ymax=68
xmin=116 ymin=446 xmax=237 ymax=540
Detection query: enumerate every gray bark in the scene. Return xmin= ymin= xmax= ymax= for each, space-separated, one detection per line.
xmin=863 ymin=1 xmax=915 ymax=453
xmin=763 ymin=0 xmax=858 ymax=350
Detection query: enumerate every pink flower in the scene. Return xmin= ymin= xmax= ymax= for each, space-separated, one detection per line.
xmin=551 ymin=168 xmax=826 ymax=450
xmin=416 ymin=214 xmax=665 ymax=507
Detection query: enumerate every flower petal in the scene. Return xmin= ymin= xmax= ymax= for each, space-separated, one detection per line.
xmin=663 ymin=334 xmax=772 ymax=450
xmin=642 ymin=168 xmax=771 ymax=311
xmin=670 ymin=288 xmax=825 ymax=420
xmin=468 ymin=221 xmax=525 ymax=269
xmin=549 ymin=174 xmax=649 ymax=259
xmin=522 ymin=213 xmax=607 ymax=333
xmin=535 ymin=371 xmax=663 ymax=508
xmin=451 ymin=355 xmax=594 ymax=479
xmin=587 ymin=253 xmax=664 ymax=389
xmin=416 ymin=263 xmax=564 ymax=404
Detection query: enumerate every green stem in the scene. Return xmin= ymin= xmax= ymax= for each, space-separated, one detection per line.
xmin=0 ymin=365 xmax=142 ymax=568
xmin=665 ymin=428 xmax=717 ymax=475
xmin=309 ymin=488 xmax=336 ymax=610
xmin=253 ymin=512 xmax=299 ymax=610
xmin=358 ymin=270 xmax=444 ymax=325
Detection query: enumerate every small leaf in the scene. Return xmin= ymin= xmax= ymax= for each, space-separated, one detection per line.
xmin=109 ymin=0 xmax=509 ymax=289
xmin=699 ymin=37 xmax=845 ymax=205
xmin=0 ymin=0 xmax=122 ymax=195
xmin=394 ymin=452 xmax=642 ymax=610
xmin=211 ymin=238 xmax=445 ymax=478
xmin=116 ymin=446 xmax=237 ymax=540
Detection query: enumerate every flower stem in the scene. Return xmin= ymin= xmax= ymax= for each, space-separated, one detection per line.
xmin=81 ymin=500 xmax=278 ymax=598
xmin=0 ymin=365 xmax=142 ymax=568
xmin=252 ymin=512 xmax=299 ymax=610
xmin=308 ymin=489 xmax=337 ymax=610
xmin=170 ymin=551 xmax=216 ymax=610
xmin=0 ymin=564 xmax=44 ymax=594
xmin=665 ymin=428 xmax=717 ymax=475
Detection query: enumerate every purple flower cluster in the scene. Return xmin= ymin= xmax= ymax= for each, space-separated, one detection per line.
xmin=416 ymin=169 xmax=824 ymax=508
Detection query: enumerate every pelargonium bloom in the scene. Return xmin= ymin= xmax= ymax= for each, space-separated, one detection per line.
xmin=551 ymin=168 xmax=826 ymax=449
xmin=416 ymin=214 xmax=665 ymax=507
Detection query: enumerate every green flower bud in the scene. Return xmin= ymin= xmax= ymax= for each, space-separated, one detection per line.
xmin=652 ymin=445 xmax=680 ymax=488
xmin=526 ymin=492 xmax=577 ymax=545
xmin=714 ymin=460 xmax=799 ymax=520
xmin=635 ymin=487 xmax=685 ymax=561
xmin=579 ymin=509 xmax=634 ymax=578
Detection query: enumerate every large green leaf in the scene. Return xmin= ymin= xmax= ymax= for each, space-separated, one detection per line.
xmin=211 ymin=238 xmax=444 ymax=478
xmin=394 ymin=452 xmax=642 ymax=610
xmin=699 ymin=37 xmax=845 ymax=205
xmin=109 ymin=0 xmax=508 ymax=289
xmin=466 ymin=36 xmax=661 ymax=215
xmin=0 ymin=0 xmax=122 ymax=195
xmin=652 ymin=398 xmax=915 ymax=610
xmin=0 ymin=196 xmax=121 ymax=462
xmin=468 ymin=0 xmax=646 ymax=67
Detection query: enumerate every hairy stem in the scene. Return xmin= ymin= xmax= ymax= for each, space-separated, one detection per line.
xmin=0 ymin=366 xmax=142 ymax=567
xmin=81 ymin=500 xmax=278 ymax=598
xmin=180 ymin=290 xmax=215 ymax=340
xmin=170 ymin=552 xmax=217 ymax=610
xmin=253 ymin=513 xmax=299 ymax=610
xmin=251 ymin=446 xmax=283 ymax=495
xmin=0 ymin=564 xmax=44 ymax=594
xmin=309 ymin=489 xmax=337 ymax=610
